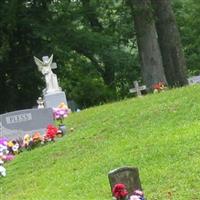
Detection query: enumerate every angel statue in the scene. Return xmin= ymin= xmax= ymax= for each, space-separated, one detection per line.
xmin=34 ymin=55 xmax=61 ymax=94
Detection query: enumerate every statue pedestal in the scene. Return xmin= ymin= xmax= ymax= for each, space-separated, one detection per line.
xmin=44 ymin=91 xmax=67 ymax=108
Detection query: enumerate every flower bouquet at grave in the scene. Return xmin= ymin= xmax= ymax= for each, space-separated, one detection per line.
xmin=32 ymin=132 xmax=43 ymax=147
xmin=0 ymin=160 xmax=6 ymax=177
xmin=0 ymin=138 xmax=14 ymax=162
xmin=44 ymin=124 xmax=58 ymax=142
xmin=112 ymin=183 xmax=129 ymax=200
xmin=53 ymin=102 xmax=70 ymax=135
xmin=0 ymin=138 xmax=8 ymax=156
xmin=0 ymin=138 xmax=7 ymax=147
xmin=23 ymin=134 xmax=34 ymax=150
xmin=152 ymin=81 xmax=167 ymax=93
xmin=53 ymin=103 xmax=69 ymax=124
xmin=129 ymin=190 xmax=146 ymax=200
xmin=12 ymin=142 xmax=19 ymax=154
xmin=8 ymin=140 xmax=20 ymax=155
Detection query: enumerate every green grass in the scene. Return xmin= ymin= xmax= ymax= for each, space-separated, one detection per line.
xmin=1 ymin=85 xmax=200 ymax=199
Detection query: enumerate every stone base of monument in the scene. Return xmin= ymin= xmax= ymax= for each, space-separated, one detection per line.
xmin=44 ymin=91 xmax=67 ymax=108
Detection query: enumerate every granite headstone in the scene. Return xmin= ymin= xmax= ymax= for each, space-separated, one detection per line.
xmin=0 ymin=108 xmax=54 ymax=140
xmin=188 ymin=75 xmax=200 ymax=85
xmin=108 ymin=166 xmax=142 ymax=196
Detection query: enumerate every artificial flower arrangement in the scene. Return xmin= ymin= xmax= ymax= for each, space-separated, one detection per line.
xmin=32 ymin=132 xmax=43 ymax=147
xmin=0 ymin=122 xmax=70 ymax=178
xmin=129 ymin=190 xmax=145 ymax=200
xmin=23 ymin=134 xmax=34 ymax=150
xmin=22 ymin=132 xmax=44 ymax=150
xmin=0 ymin=138 xmax=15 ymax=162
xmin=44 ymin=124 xmax=58 ymax=142
xmin=0 ymin=139 xmax=8 ymax=177
xmin=53 ymin=103 xmax=69 ymax=125
xmin=32 ymin=132 xmax=42 ymax=143
xmin=112 ymin=183 xmax=146 ymax=200
xmin=53 ymin=102 xmax=70 ymax=135
xmin=0 ymin=160 xmax=6 ymax=177
xmin=112 ymin=183 xmax=128 ymax=200
xmin=11 ymin=141 xmax=20 ymax=155
xmin=152 ymin=81 xmax=167 ymax=93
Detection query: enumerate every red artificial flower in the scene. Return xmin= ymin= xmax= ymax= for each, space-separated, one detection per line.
xmin=45 ymin=124 xmax=58 ymax=140
xmin=152 ymin=81 xmax=165 ymax=91
xmin=112 ymin=183 xmax=128 ymax=199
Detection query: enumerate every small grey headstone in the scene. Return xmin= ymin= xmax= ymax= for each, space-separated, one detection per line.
xmin=67 ymin=100 xmax=79 ymax=112
xmin=187 ymin=75 xmax=200 ymax=85
xmin=108 ymin=167 xmax=142 ymax=195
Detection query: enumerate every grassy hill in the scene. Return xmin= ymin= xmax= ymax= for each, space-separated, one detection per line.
xmin=1 ymin=85 xmax=200 ymax=200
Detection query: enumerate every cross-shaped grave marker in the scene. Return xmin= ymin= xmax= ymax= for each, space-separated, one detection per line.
xmin=129 ymin=81 xmax=147 ymax=96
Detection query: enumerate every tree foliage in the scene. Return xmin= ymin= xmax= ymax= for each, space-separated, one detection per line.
xmin=172 ymin=0 xmax=200 ymax=75
xmin=0 ymin=0 xmax=197 ymax=113
xmin=0 ymin=0 xmax=140 ymax=113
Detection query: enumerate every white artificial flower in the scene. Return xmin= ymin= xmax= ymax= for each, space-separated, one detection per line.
xmin=0 ymin=144 xmax=4 ymax=152
xmin=12 ymin=143 xmax=19 ymax=152
xmin=130 ymin=195 xmax=141 ymax=200
xmin=0 ymin=165 xmax=6 ymax=177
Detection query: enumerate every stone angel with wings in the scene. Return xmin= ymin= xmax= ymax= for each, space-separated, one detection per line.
xmin=34 ymin=55 xmax=61 ymax=94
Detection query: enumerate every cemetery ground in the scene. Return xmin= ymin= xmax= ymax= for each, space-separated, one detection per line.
xmin=1 ymin=85 xmax=200 ymax=199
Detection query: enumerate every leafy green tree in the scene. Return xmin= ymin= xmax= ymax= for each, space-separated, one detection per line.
xmin=173 ymin=0 xmax=200 ymax=75
xmin=47 ymin=0 xmax=139 ymax=106
xmin=0 ymin=0 xmax=51 ymax=113
xmin=2 ymin=0 xmax=193 ymax=112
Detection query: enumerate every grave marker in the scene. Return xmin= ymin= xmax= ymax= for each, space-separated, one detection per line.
xmin=187 ymin=75 xmax=200 ymax=85
xmin=129 ymin=81 xmax=146 ymax=96
xmin=34 ymin=55 xmax=68 ymax=108
xmin=108 ymin=166 xmax=142 ymax=196
xmin=0 ymin=108 xmax=54 ymax=139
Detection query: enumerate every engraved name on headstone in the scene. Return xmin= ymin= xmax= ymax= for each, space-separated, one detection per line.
xmin=6 ymin=113 xmax=32 ymax=124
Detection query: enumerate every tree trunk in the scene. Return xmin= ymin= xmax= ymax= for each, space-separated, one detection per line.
xmin=128 ymin=0 xmax=167 ymax=89
xmin=151 ymin=0 xmax=188 ymax=87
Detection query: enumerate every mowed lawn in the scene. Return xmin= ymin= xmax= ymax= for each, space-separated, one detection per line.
xmin=1 ymin=85 xmax=200 ymax=200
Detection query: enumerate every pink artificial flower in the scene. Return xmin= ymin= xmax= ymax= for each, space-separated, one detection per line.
xmin=130 ymin=189 xmax=145 ymax=200
xmin=3 ymin=154 xmax=15 ymax=162
xmin=53 ymin=108 xmax=68 ymax=120
xmin=133 ymin=190 xmax=144 ymax=196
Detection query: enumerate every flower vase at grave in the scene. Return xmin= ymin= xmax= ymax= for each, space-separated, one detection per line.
xmin=53 ymin=104 xmax=69 ymax=136
xmin=59 ymin=124 xmax=67 ymax=135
